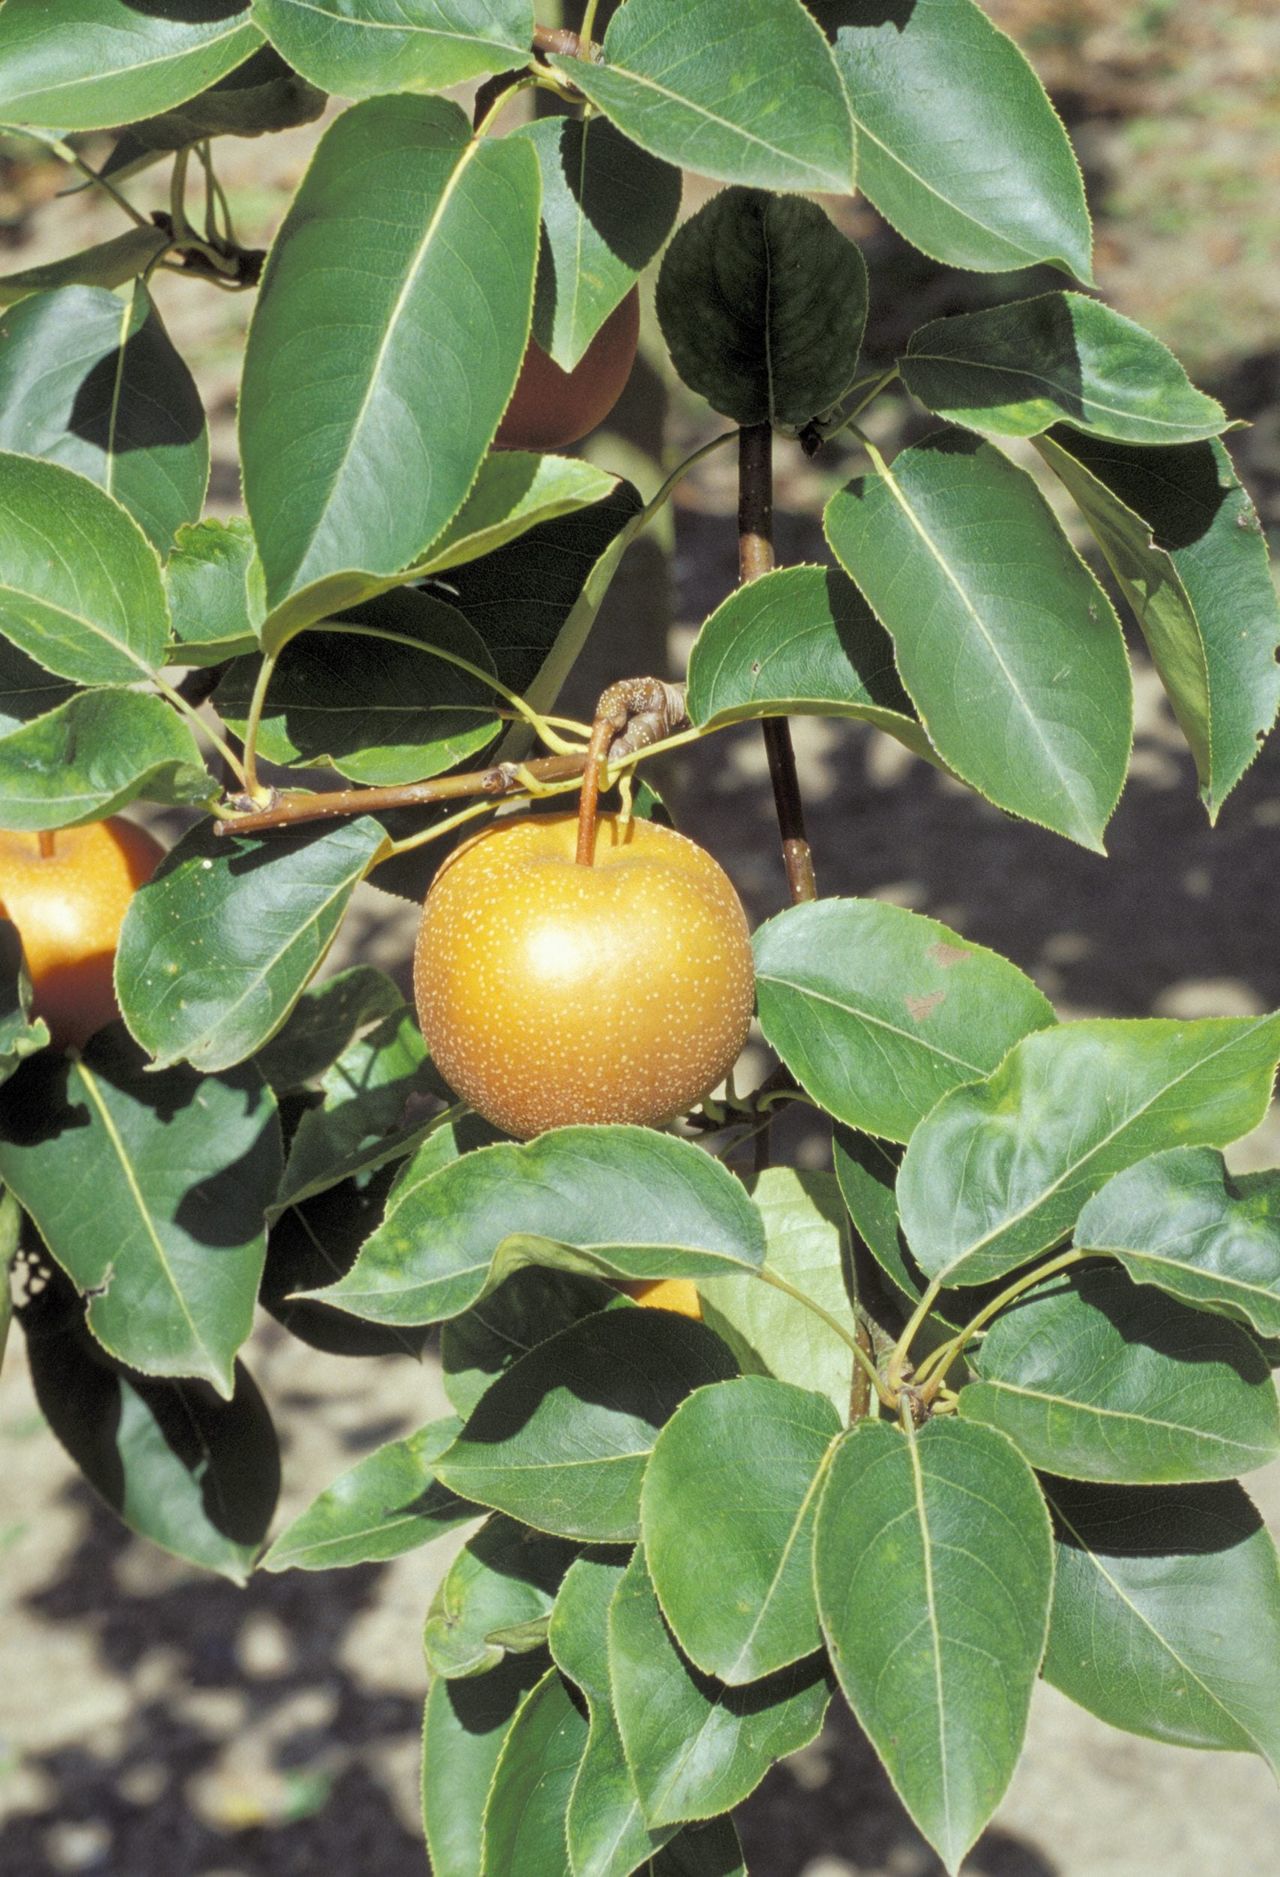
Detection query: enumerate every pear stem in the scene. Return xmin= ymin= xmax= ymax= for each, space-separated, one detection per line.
xmin=37 ymin=831 xmax=54 ymax=859
xmin=575 ymin=714 xmax=615 ymax=866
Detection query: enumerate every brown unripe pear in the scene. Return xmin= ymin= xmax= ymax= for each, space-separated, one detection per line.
xmin=495 ymin=289 xmax=640 ymax=452
xmin=414 ymin=812 xmax=754 ymax=1139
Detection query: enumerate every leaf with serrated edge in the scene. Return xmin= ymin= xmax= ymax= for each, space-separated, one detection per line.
xmin=426 ymin=1515 xmax=579 ymax=1681
xmin=252 ymin=0 xmax=532 ymax=100
xmin=0 ymin=688 xmax=213 ymax=830
xmin=480 ymin=1665 xmax=588 ymax=1877
xmin=441 ymin=1267 xmax=630 ymax=1421
xmin=422 ymin=1653 xmax=548 ymax=1877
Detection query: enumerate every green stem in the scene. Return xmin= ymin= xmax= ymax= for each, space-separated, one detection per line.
xmin=915 ymin=1247 xmax=1089 ymax=1400
xmin=0 ymin=1188 xmax=20 ymax=1380
xmin=578 ymin=0 xmax=602 ymax=45
xmin=887 ymin=1274 xmax=943 ymax=1385
xmin=48 ymin=139 xmax=149 ymax=227
xmin=474 ymin=71 xmax=538 ymax=137
xmin=384 ymin=796 xmax=496 ymax=858
xmin=170 ymin=146 xmax=191 ymax=242
xmin=239 ymin=651 xmax=278 ymax=801
xmin=756 ymin=1264 xmax=891 ymax=1410
xmin=151 ymin=674 xmax=251 ymax=791
xmin=826 ymin=366 xmax=900 ymax=439
xmin=641 ymin=428 xmax=739 ymax=532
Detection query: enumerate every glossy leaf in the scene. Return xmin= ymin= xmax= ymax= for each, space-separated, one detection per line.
xmin=0 ymin=688 xmax=212 ymax=830
xmin=435 ymin=1307 xmax=738 ymax=1542
xmin=442 ymin=1267 xmax=630 ymax=1421
xmin=240 ymin=94 xmax=540 ymax=617
xmin=481 ymin=1666 xmax=588 ymax=1877
xmin=814 ymin=1418 xmax=1053 ymax=1874
xmin=556 ymin=0 xmax=856 ymax=195
xmin=1037 ymin=429 xmax=1280 ymax=820
xmin=116 ymin=815 xmax=387 ymax=1073
xmin=753 ymin=896 xmax=1055 ymax=1142
xmin=262 ymin=1415 xmax=471 ymax=1571
xmin=1042 ymin=1476 xmax=1280 ymax=1768
xmin=902 ymin=294 xmax=1228 ymax=446
xmin=825 ymin=429 xmax=1131 ymax=850
xmin=686 ymin=563 xmax=931 ymax=762
xmin=425 ymin=1515 xmax=579 ymax=1680
xmin=417 ymin=451 xmax=618 ymax=577
xmin=898 ymin=1013 xmax=1280 ymax=1286
xmin=0 ymin=1029 xmax=280 ymax=1396
xmin=961 ymin=1263 xmax=1280 ymax=1483
xmin=656 ymin=188 xmax=866 ymax=425
xmin=0 ymin=282 xmax=207 ymax=553
xmin=0 ymin=452 xmax=170 ymax=685
xmin=0 ymin=227 xmax=170 ymax=310
xmin=309 ymin=1126 xmax=767 ymax=1327
xmin=0 ymin=919 xmax=48 ymax=1081
xmin=517 ymin=113 xmax=681 ymax=369
xmin=608 ymin=1545 xmax=832 ymax=1827
xmin=1076 ymin=1147 xmax=1280 ymax=1338
xmin=0 ymin=1 xmax=261 ymax=131
xmin=699 ymin=1167 xmax=858 ymax=1420
xmin=818 ymin=0 xmax=1092 ymax=279
xmin=252 ymin=0 xmax=532 ymax=100
xmin=422 ymin=1652 xmax=548 ymax=1877
xmin=164 ymin=517 xmax=264 ymax=664
xmin=642 ymin=1376 xmax=840 ymax=1684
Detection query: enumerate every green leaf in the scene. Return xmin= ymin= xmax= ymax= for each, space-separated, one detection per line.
xmin=109 ymin=42 xmax=325 ymax=148
xmin=215 ymin=588 xmax=500 ymax=784
xmin=824 ymin=429 xmax=1131 ymax=850
xmin=0 ymin=634 xmax=75 ymax=735
xmin=556 ymin=0 xmax=856 ymax=195
xmin=753 ymin=897 xmax=1056 ymax=1142
xmin=250 ymin=961 xmax=404 ymax=1091
xmin=425 ymin=1514 xmax=579 ymax=1680
xmin=656 ymin=188 xmax=866 ymax=425
xmin=608 ymin=1544 xmax=832 ymax=1827
xmin=0 ymin=919 xmax=49 ymax=1081
xmin=814 ymin=1418 xmax=1053 ymax=1874
xmin=0 ymin=227 xmax=171 ymax=310
xmin=309 ymin=1126 xmax=767 ymax=1328
xmin=817 ymin=0 xmax=1092 ymax=279
xmin=442 ymin=1267 xmax=630 ymax=1420
xmin=1036 ymin=429 xmax=1280 ymax=821
xmin=960 ymin=1263 xmax=1280 ymax=1483
xmin=481 ymin=1666 xmax=588 ymax=1877
xmin=643 ymin=1376 xmax=840 ymax=1684
xmin=699 ymin=1166 xmax=858 ymax=1421
xmin=0 ymin=688 xmax=213 ymax=830
xmin=23 ymin=1274 xmax=278 ymax=1583
xmin=517 ymin=112 xmax=681 ymax=370
xmin=898 ymin=1013 xmax=1280 ymax=1287
xmin=252 ymin=0 xmax=532 ymax=100
xmin=832 ymin=1129 xmax=966 ymax=1354
xmin=0 ymin=1029 xmax=281 ymax=1397
xmin=0 ymin=452 xmax=170 ymax=685
xmin=1076 ymin=1147 xmax=1280 ymax=1339
xmin=416 ymin=449 xmax=619 ymax=577
xmin=0 ymin=282 xmax=207 ymax=553
xmin=261 ymin=1415 xmax=471 ymax=1571
xmin=0 ymin=2 xmax=261 ymax=131
xmin=649 ymin=1820 xmax=747 ymax=1877
xmin=902 ymin=294 xmax=1229 ymax=446
xmin=685 ymin=563 xmax=931 ymax=763
xmin=436 ymin=1307 xmax=738 ymax=1542
xmin=1042 ymin=1476 xmax=1280 ymax=1769
xmin=164 ymin=517 xmax=264 ymax=665
xmin=422 ymin=1652 xmax=548 ymax=1877
xmin=115 ymin=816 xmax=387 ymax=1073
xmin=240 ymin=94 xmax=540 ymax=617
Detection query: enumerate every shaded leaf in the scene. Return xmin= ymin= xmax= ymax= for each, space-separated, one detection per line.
xmin=252 ymin=0 xmax=532 ymax=100
xmin=0 ymin=918 xmax=49 ymax=1082
xmin=0 ymin=634 xmax=75 ymax=735
xmin=481 ymin=1666 xmax=588 ymax=1877
xmin=0 ymin=227 xmax=170 ymax=310
xmin=425 ymin=1514 xmax=579 ymax=1680
xmin=422 ymin=1651 xmax=549 ymax=1877
xmin=109 ymin=40 xmax=325 ymax=148
xmin=164 ymin=517 xmax=264 ymax=664
xmin=251 ymin=962 xmax=404 ymax=1092
xmin=416 ymin=450 xmax=619 ymax=577
xmin=832 ymin=1128 xmax=965 ymax=1353
xmin=0 ymin=688 xmax=212 ymax=830
xmin=442 ymin=1266 xmax=630 ymax=1421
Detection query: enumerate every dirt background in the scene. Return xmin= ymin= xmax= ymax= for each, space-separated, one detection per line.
xmin=2 ymin=4 xmax=1280 ymax=1873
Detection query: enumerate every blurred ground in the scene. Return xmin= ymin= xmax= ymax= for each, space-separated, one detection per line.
xmin=2 ymin=4 xmax=1279 ymax=1874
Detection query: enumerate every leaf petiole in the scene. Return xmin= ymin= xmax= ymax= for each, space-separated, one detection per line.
xmin=914 ymin=1245 xmax=1091 ymax=1401
xmin=756 ymin=1263 xmax=893 ymax=1410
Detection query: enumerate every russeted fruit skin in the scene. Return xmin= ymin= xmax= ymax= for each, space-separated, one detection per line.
xmin=0 ymin=817 xmax=165 ymax=1049
xmin=414 ymin=812 xmax=755 ymax=1140
xmin=617 ymin=1278 xmax=703 ymax=1318
xmin=495 ymin=289 xmax=640 ymax=452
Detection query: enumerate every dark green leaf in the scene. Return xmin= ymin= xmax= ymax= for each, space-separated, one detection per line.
xmin=252 ymin=0 xmax=532 ymax=100
xmin=832 ymin=1128 xmax=964 ymax=1352
xmin=441 ymin=1266 xmax=630 ymax=1420
xmin=0 ymin=919 xmax=49 ymax=1081
xmin=250 ymin=961 xmax=404 ymax=1091
xmin=417 ymin=451 xmax=618 ymax=577
xmin=261 ymin=1415 xmax=471 ymax=1571
xmin=422 ymin=1651 xmax=548 ymax=1877
xmin=111 ymin=41 xmax=325 ymax=147
xmin=436 ymin=1307 xmax=738 ymax=1542
xmin=898 ymin=1013 xmax=1280 ymax=1286
xmin=310 ymin=1126 xmax=766 ymax=1327
xmin=818 ymin=0 xmax=1092 ymax=279
xmin=0 ymin=452 xmax=170 ymax=685
xmin=240 ymin=94 xmax=539 ymax=622
xmin=903 ymin=294 xmax=1228 ymax=446
xmin=557 ymin=0 xmax=856 ymax=195
xmin=609 ymin=1545 xmax=831 ymax=1827
xmin=0 ymin=2 xmax=261 ymax=131
xmin=643 ymin=1376 xmax=840 ymax=1683
xmin=425 ymin=1514 xmax=579 ymax=1679
xmin=649 ymin=1819 xmax=747 ymax=1877
xmin=753 ymin=896 xmax=1055 ymax=1142
xmin=961 ymin=1263 xmax=1280 ymax=1483
xmin=1037 ymin=429 xmax=1280 ymax=821
xmin=0 ymin=1028 xmax=281 ymax=1396
xmin=656 ymin=188 xmax=866 ymax=425
xmin=116 ymin=816 xmax=387 ymax=1073
xmin=1042 ymin=1476 xmax=1280 ymax=1769
xmin=825 ymin=429 xmax=1131 ymax=850
xmin=0 ymin=227 xmax=170 ymax=310
xmin=0 ymin=688 xmax=213 ymax=829
xmin=685 ymin=563 xmax=930 ymax=762
xmin=0 ymin=634 xmax=75 ymax=734
xmin=814 ymin=1417 xmax=1053 ymax=1874
xmin=1076 ymin=1147 xmax=1280 ymax=1338
xmin=517 ymin=112 xmax=681 ymax=370
xmin=164 ymin=517 xmax=264 ymax=664
xmin=480 ymin=1666 xmax=588 ymax=1877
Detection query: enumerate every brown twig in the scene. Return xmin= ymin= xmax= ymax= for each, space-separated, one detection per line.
xmin=532 ymin=22 xmax=597 ymax=59
xmin=849 ymin=1319 xmax=875 ymax=1421
xmin=212 ymin=755 xmax=589 ymax=838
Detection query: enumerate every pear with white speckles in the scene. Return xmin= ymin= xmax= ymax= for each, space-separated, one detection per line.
xmin=414 ymin=813 xmax=755 ymax=1139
